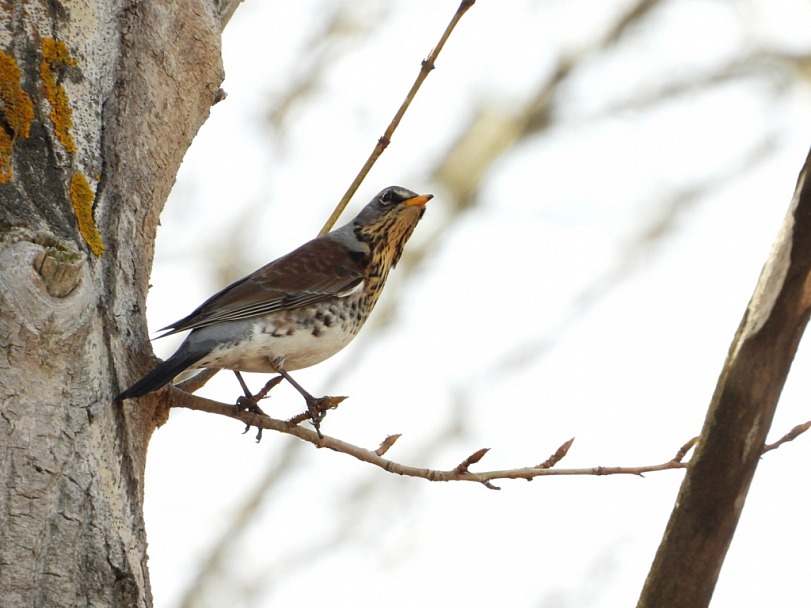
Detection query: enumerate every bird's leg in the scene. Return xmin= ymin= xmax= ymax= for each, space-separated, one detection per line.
xmin=265 ymin=358 xmax=346 ymax=438
xmin=234 ymin=371 xmax=267 ymax=416
xmin=267 ymin=365 xmax=345 ymax=439
xmin=233 ymin=371 xmax=283 ymax=442
xmin=272 ymin=367 xmax=327 ymax=438
xmin=234 ymin=372 xmax=283 ymax=415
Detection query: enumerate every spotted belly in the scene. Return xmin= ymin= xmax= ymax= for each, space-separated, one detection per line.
xmin=194 ymin=304 xmax=366 ymax=373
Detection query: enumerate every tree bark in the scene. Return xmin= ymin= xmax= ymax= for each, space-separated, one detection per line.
xmin=0 ymin=1 xmax=229 ymax=605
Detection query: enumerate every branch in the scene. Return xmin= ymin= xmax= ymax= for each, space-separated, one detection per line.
xmin=317 ymin=0 xmax=476 ymax=236
xmin=216 ymin=0 xmax=244 ymax=29
xmin=168 ymin=389 xmax=811 ymax=493
xmin=763 ymin=420 xmax=811 ymax=454
xmin=176 ymin=368 xmax=219 ymax=394
xmin=638 ymin=147 xmax=811 ymax=608
xmin=169 ymin=387 xmax=698 ymax=490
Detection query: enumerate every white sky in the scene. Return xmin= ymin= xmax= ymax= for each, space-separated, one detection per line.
xmin=143 ymin=1 xmax=811 ymax=606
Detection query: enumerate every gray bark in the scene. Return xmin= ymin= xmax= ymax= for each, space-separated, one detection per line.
xmin=0 ymin=1 xmax=229 ymax=605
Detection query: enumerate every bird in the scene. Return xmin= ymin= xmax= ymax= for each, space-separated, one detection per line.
xmin=117 ymin=186 xmax=432 ymax=430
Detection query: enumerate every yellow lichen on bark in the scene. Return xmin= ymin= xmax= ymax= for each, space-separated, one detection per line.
xmin=40 ymin=38 xmax=78 ymax=154
xmin=70 ymin=173 xmax=104 ymax=256
xmin=0 ymin=49 xmax=34 ymax=183
xmin=0 ymin=130 xmax=11 ymax=182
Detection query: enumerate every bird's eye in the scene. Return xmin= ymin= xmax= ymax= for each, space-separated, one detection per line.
xmin=380 ymin=189 xmax=395 ymax=204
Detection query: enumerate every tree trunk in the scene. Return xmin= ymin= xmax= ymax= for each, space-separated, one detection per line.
xmin=0 ymin=2 xmax=229 ymax=605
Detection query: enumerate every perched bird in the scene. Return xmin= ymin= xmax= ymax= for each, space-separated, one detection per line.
xmin=117 ymin=186 xmax=432 ymax=426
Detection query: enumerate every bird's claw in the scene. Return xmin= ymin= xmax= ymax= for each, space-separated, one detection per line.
xmin=304 ymin=395 xmax=347 ymax=439
xmin=235 ymin=395 xmax=269 ymax=417
xmin=306 ymin=399 xmax=326 ymax=439
xmin=240 ymin=423 xmax=263 ymax=443
xmin=237 ymin=399 xmax=267 ymax=442
xmin=235 ymin=375 xmax=284 ymax=442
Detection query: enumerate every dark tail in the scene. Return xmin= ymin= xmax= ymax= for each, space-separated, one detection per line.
xmin=116 ymin=351 xmax=206 ymax=400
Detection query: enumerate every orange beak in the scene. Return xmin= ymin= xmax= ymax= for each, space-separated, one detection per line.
xmin=403 ymin=193 xmax=433 ymax=207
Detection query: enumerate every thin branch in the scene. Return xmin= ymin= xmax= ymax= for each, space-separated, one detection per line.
xmin=375 ymin=433 xmax=401 ymax=457
xmin=673 ymin=437 xmax=698 ymax=462
xmin=169 ymin=386 xmax=811 ymax=492
xmin=317 ymin=0 xmax=476 ymax=236
xmin=216 ymin=0 xmax=245 ymax=29
xmin=167 ymin=387 xmax=701 ymax=489
xmin=538 ymin=437 xmax=575 ymax=469
xmin=763 ymin=420 xmax=811 ymax=454
xmin=176 ymin=368 xmax=219 ymax=394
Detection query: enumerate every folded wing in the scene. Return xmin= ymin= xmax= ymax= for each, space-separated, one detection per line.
xmin=158 ymin=237 xmax=368 ymax=336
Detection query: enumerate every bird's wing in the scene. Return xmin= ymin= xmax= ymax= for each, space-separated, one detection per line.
xmin=158 ymin=237 xmax=367 ymax=336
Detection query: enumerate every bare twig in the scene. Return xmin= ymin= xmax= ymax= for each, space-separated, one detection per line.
xmin=453 ymin=447 xmax=490 ymax=474
xmin=171 ymin=382 xmax=811 ymax=491
xmin=167 ymin=387 xmax=733 ymax=489
xmin=538 ymin=437 xmax=575 ymax=469
xmin=169 ymin=383 xmax=811 ymax=489
xmin=673 ymin=437 xmax=698 ymax=462
xmin=317 ymin=0 xmax=476 ymax=235
xmin=763 ymin=420 xmax=811 ymax=454
xmin=176 ymin=368 xmax=219 ymax=394
xmin=375 ymin=434 xmax=401 ymax=457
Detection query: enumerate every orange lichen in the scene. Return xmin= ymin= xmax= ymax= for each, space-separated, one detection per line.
xmin=40 ymin=38 xmax=77 ymax=154
xmin=0 ymin=49 xmax=34 ymax=183
xmin=0 ymin=129 xmax=11 ymax=183
xmin=70 ymin=173 xmax=104 ymax=256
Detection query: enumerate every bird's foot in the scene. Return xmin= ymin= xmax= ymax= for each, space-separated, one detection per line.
xmin=236 ymin=396 xmax=267 ymax=442
xmin=234 ymin=374 xmax=283 ymax=442
xmin=235 ymin=375 xmax=283 ymax=414
xmin=289 ymin=395 xmax=347 ymax=439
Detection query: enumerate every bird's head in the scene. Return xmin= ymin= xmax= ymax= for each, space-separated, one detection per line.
xmin=326 ymin=186 xmax=432 ymax=274
xmin=349 ymin=186 xmax=432 ymax=269
xmin=355 ymin=186 xmax=432 ymax=226
xmin=305 ymin=185 xmax=431 ymax=298
xmin=352 ymin=184 xmax=431 ymax=245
